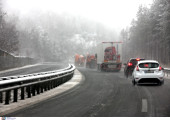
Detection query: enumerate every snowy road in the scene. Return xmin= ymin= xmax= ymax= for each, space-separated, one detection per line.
xmin=5 ymin=67 xmax=170 ymax=117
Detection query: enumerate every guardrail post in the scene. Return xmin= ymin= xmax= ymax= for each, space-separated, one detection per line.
xmin=37 ymin=85 xmax=40 ymax=94
xmin=55 ymin=80 xmax=57 ymax=87
xmin=71 ymin=73 xmax=73 ymax=79
xmin=5 ymin=90 xmax=11 ymax=105
xmin=51 ymin=81 xmax=54 ymax=89
xmin=65 ymin=76 xmax=67 ymax=82
xmin=13 ymin=89 xmax=18 ymax=102
xmin=68 ymin=74 xmax=70 ymax=80
xmin=48 ymin=81 xmax=50 ymax=90
xmin=50 ymin=81 xmax=52 ymax=89
xmin=54 ymin=80 xmax=57 ymax=87
xmin=27 ymin=86 xmax=31 ymax=98
xmin=62 ymin=77 xmax=65 ymax=83
xmin=21 ymin=87 xmax=25 ymax=100
xmin=40 ymin=83 xmax=44 ymax=93
xmin=56 ymin=80 xmax=59 ymax=87
xmin=0 ymin=92 xmax=3 ymax=103
xmin=59 ymin=78 xmax=62 ymax=85
xmin=69 ymin=74 xmax=71 ymax=79
xmin=53 ymin=80 xmax=56 ymax=88
xmin=58 ymin=79 xmax=60 ymax=86
xmin=69 ymin=73 xmax=71 ymax=79
xmin=67 ymin=74 xmax=70 ymax=81
xmin=71 ymin=73 xmax=73 ymax=78
xmin=55 ymin=80 xmax=58 ymax=87
xmin=63 ymin=77 xmax=65 ymax=83
xmin=67 ymin=74 xmax=69 ymax=81
xmin=44 ymin=83 xmax=47 ymax=91
xmin=32 ymin=85 xmax=36 ymax=96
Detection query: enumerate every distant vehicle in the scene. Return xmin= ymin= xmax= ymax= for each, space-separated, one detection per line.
xmin=124 ymin=58 xmax=145 ymax=77
xmin=96 ymin=42 xmax=122 ymax=72
xmin=86 ymin=54 xmax=97 ymax=69
xmin=132 ymin=60 xmax=164 ymax=85
xmin=74 ymin=54 xmax=85 ymax=67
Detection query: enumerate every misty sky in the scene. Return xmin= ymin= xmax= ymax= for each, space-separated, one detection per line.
xmin=4 ymin=0 xmax=153 ymax=32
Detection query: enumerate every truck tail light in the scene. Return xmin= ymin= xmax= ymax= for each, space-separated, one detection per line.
xmin=104 ymin=60 xmax=108 ymax=62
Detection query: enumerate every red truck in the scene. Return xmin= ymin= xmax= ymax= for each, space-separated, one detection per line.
xmin=86 ymin=54 xmax=97 ymax=69
xmin=96 ymin=42 xmax=122 ymax=72
xmin=74 ymin=54 xmax=85 ymax=67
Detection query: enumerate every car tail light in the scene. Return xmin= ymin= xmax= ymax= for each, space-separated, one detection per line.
xmin=159 ymin=66 xmax=162 ymax=71
xmin=136 ymin=58 xmax=140 ymax=61
xmin=136 ymin=66 xmax=139 ymax=71
xmin=128 ymin=62 xmax=133 ymax=66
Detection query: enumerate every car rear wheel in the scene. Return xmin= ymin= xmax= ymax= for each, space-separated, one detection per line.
xmin=159 ymin=80 xmax=164 ymax=86
xmin=132 ymin=79 xmax=136 ymax=86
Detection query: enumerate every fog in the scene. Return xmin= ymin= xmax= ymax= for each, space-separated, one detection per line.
xmin=4 ymin=0 xmax=153 ymax=30
xmin=0 ymin=0 xmax=153 ymax=62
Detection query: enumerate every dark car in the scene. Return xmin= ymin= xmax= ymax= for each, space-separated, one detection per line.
xmin=124 ymin=58 xmax=145 ymax=78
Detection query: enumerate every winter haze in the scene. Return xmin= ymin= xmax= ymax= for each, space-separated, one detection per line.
xmin=1 ymin=0 xmax=152 ymax=62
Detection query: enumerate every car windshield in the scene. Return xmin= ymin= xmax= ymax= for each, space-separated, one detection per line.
xmin=139 ymin=63 xmax=159 ymax=68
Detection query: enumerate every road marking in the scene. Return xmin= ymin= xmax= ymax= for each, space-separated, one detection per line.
xmin=142 ymin=99 xmax=148 ymax=112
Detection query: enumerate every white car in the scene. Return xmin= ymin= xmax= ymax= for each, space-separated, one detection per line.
xmin=132 ymin=60 xmax=164 ymax=85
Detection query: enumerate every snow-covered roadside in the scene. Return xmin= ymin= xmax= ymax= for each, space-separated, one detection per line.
xmin=0 ymin=69 xmax=83 ymax=116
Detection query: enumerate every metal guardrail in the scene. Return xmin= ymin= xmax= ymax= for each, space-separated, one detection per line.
xmin=0 ymin=64 xmax=76 ymax=105
xmin=163 ymin=68 xmax=170 ymax=77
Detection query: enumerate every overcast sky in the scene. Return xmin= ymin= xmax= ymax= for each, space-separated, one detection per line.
xmin=4 ymin=0 xmax=153 ymax=31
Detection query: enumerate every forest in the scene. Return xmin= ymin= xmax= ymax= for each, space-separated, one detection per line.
xmin=121 ymin=0 xmax=170 ymax=66
xmin=1 ymin=0 xmax=170 ymax=66
xmin=0 ymin=0 xmax=117 ymax=62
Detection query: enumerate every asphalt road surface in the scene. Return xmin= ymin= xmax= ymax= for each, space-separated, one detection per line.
xmin=6 ymin=67 xmax=170 ymax=117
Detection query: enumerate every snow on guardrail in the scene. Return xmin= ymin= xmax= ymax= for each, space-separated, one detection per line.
xmin=0 ymin=64 xmax=76 ymax=105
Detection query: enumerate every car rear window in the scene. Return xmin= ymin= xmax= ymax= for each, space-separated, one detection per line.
xmin=129 ymin=58 xmax=145 ymax=66
xmin=139 ymin=63 xmax=159 ymax=68
xmin=130 ymin=59 xmax=137 ymax=66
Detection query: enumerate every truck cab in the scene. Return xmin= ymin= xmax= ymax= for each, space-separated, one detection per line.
xmin=96 ymin=42 xmax=122 ymax=72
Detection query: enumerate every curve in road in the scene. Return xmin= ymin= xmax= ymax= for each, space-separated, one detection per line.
xmin=6 ymin=67 xmax=170 ymax=117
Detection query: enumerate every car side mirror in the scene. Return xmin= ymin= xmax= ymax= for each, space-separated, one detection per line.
xmin=162 ymin=67 xmax=164 ymax=70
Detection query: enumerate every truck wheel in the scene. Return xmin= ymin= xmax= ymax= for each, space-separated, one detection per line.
xmin=97 ymin=64 xmax=100 ymax=71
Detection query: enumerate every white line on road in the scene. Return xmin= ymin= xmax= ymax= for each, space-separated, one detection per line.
xmin=142 ymin=99 xmax=148 ymax=112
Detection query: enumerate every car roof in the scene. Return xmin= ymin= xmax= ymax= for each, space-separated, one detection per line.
xmin=129 ymin=58 xmax=145 ymax=61
xmin=137 ymin=60 xmax=159 ymax=64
